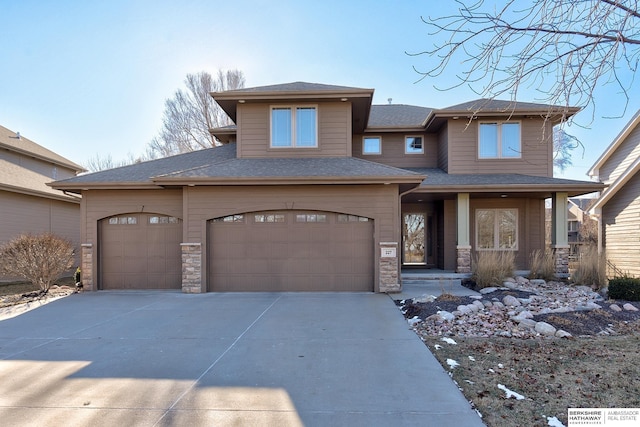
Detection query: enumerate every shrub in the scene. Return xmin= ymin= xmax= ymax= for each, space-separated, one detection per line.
xmin=472 ymin=251 xmax=515 ymax=289
xmin=0 ymin=233 xmax=75 ymax=292
xmin=528 ymin=249 xmax=556 ymax=281
xmin=608 ymin=277 xmax=640 ymax=301
xmin=571 ymin=246 xmax=607 ymax=290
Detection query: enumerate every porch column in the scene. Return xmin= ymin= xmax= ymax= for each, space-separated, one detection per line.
xmin=80 ymin=243 xmax=94 ymax=291
xmin=379 ymin=242 xmax=400 ymax=293
xmin=456 ymin=193 xmax=472 ymax=273
xmin=551 ymin=192 xmax=570 ymax=277
xmin=181 ymin=243 xmax=202 ymax=293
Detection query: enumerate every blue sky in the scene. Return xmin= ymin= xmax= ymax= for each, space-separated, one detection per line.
xmin=2 ymin=0 xmax=639 ymax=180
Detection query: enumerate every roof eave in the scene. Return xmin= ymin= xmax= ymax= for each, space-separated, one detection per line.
xmin=591 ymin=156 xmax=640 ymax=211
xmin=1 ymin=184 xmax=82 ymax=203
xmin=416 ymin=183 xmax=604 ymax=193
xmin=152 ymin=175 xmax=425 ymax=186
xmin=588 ymin=109 xmax=640 ymax=176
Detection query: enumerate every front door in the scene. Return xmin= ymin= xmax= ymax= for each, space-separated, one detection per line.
xmin=403 ymin=212 xmax=435 ymax=266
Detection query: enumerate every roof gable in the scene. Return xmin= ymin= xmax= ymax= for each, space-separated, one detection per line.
xmin=223 ymin=81 xmax=371 ymax=94
xmin=588 ymin=108 xmax=640 ymax=177
xmin=0 ymin=159 xmax=80 ymax=202
xmin=0 ymin=125 xmax=85 ymax=172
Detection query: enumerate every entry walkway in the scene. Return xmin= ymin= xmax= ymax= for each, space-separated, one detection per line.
xmin=0 ymin=292 xmax=484 ymax=426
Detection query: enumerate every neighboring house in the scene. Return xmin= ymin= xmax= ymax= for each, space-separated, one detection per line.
xmin=52 ymin=82 xmax=602 ymax=292
xmin=0 ymin=125 xmax=84 ymax=279
xmin=588 ymin=109 xmax=640 ymax=277
xmin=567 ymin=197 xmax=597 ymax=257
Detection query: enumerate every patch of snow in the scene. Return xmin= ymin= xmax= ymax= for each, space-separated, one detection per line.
xmin=434 ymin=344 xmax=442 ymax=350
xmin=468 ymin=356 xmax=476 ymax=362
xmin=441 ymin=337 xmax=457 ymax=345
xmin=446 ymin=359 xmax=460 ymax=369
xmin=546 ymin=416 xmax=565 ymax=427
xmin=498 ymin=384 xmax=525 ymax=400
xmin=498 ymin=363 xmax=504 ymax=369
xmin=464 ymin=379 xmax=475 ymax=385
xmin=407 ymin=316 xmax=421 ymax=326
xmin=488 ymin=368 xmax=495 ymax=373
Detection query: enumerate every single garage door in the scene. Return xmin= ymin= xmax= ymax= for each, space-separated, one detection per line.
xmin=208 ymin=211 xmax=373 ymax=291
xmin=99 ymin=214 xmax=182 ymax=289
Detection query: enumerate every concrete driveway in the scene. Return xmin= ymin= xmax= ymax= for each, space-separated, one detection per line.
xmin=0 ymin=292 xmax=484 ymax=426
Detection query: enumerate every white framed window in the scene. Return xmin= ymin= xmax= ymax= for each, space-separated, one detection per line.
xmin=213 ymin=214 xmax=245 ymax=223
xmin=270 ymin=105 xmax=317 ymax=148
xmin=405 ymin=136 xmax=423 ymax=154
xmin=255 ymin=213 xmax=286 ymax=223
xmin=478 ymin=121 xmax=521 ymax=159
xmin=476 ymin=208 xmax=518 ymax=250
xmin=363 ymin=136 xmax=381 ymax=155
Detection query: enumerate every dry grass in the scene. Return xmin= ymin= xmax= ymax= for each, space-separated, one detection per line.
xmin=472 ymin=251 xmax=516 ymax=289
xmin=0 ymin=277 xmax=74 ymax=297
xmin=529 ymin=250 xmax=556 ymax=281
xmin=572 ymin=247 xmax=607 ymax=289
xmin=424 ymin=335 xmax=640 ymax=427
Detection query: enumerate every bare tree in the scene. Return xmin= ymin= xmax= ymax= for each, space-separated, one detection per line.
xmin=83 ymin=152 xmax=145 ymax=172
xmin=148 ymin=69 xmax=245 ymax=158
xmin=553 ymin=127 xmax=582 ymax=173
xmin=0 ymin=233 xmax=75 ymax=293
xmin=415 ymin=0 xmax=640 ymax=120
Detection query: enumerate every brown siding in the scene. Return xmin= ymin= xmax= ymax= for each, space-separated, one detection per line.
xmin=602 ymin=172 xmax=640 ymax=276
xmin=0 ymin=191 xmax=80 ymax=279
xmin=599 ymin=124 xmax=640 ymax=184
xmin=437 ymin=124 xmax=449 ymax=172
xmin=237 ymin=102 xmax=351 ymax=158
xmin=184 ymin=184 xmax=400 ymax=292
xmin=469 ymin=198 xmax=545 ymax=269
xmin=352 ymin=133 xmax=438 ymax=168
xmin=447 ymin=118 xmax=553 ymax=176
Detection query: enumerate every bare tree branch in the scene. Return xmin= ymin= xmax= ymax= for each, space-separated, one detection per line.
xmin=412 ymin=0 xmax=640 ymax=121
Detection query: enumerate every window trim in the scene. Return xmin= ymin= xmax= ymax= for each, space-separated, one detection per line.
xmin=475 ymin=208 xmax=518 ymax=251
xmin=405 ymin=135 xmax=424 ymax=154
xmin=269 ymin=104 xmax=318 ymax=148
xmin=478 ymin=121 xmax=522 ymax=159
xmin=362 ymin=136 xmax=382 ymax=155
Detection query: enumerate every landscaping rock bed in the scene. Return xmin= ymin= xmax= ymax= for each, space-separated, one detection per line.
xmin=396 ymin=277 xmax=640 ymax=339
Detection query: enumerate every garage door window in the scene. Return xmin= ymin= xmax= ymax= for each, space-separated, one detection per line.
xmin=149 ymin=215 xmax=181 ymax=224
xmin=255 ymin=213 xmax=286 ymax=223
xmin=296 ymin=213 xmax=327 ymax=222
xmin=338 ymin=214 xmax=370 ymax=222
xmin=213 ymin=215 xmax=245 ymax=223
xmin=108 ymin=215 xmax=138 ymax=225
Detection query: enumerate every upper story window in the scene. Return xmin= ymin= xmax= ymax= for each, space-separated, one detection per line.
xmin=405 ymin=136 xmax=423 ymax=154
xmin=479 ymin=122 xmax=521 ymax=159
xmin=363 ymin=136 xmax=381 ymax=155
xmin=271 ymin=106 xmax=317 ymax=148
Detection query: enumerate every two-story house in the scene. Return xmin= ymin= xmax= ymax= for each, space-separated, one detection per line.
xmin=588 ymin=109 xmax=640 ymax=277
xmin=52 ymin=82 xmax=602 ymax=292
xmin=1 ymin=125 xmax=84 ymax=279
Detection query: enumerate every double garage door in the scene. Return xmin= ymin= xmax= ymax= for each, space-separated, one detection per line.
xmin=208 ymin=211 xmax=374 ymax=292
xmin=99 ymin=214 xmax=182 ymax=290
xmin=99 ymin=210 xmax=374 ymax=292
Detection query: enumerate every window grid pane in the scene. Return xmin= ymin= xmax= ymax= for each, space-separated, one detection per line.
xmin=476 ymin=210 xmax=496 ymax=249
xmin=271 ymin=108 xmax=292 ymax=147
xmin=479 ymin=123 xmax=498 ymax=158
xmin=406 ymin=136 xmax=423 ymax=154
xmin=501 ymin=123 xmax=521 ymax=157
xmin=498 ymin=210 xmax=517 ymax=249
xmin=363 ymin=137 xmax=381 ymax=154
xmin=296 ymin=107 xmax=316 ymax=147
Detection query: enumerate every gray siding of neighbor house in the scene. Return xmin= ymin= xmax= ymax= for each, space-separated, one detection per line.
xmin=438 ymin=123 xmax=449 ymax=172
xmin=352 ymin=133 xmax=438 ymax=168
xmin=446 ymin=117 xmax=553 ymax=176
xmin=598 ymin=124 xmax=640 ymax=184
xmin=0 ymin=149 xmax=77 ymax=180
xmin=602 ymin=172 xmax=640 ymax=277
xmin=183 ymin=184 xmax=400 ymax=292
xmin=469 ymin=198 xmax=545 ymax=269
xmin=236 ymin=102 xmax=352 ymax=158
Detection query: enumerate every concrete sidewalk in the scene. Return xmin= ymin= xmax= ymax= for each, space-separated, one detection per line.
xmin=0 ymin=292 xmax=484 ymax=426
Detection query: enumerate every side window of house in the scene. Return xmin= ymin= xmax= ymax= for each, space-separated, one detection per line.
xmin=271 ymin=106 xmax=317 ymax=148
xmin=479 ymin=122 xmax=521 ymax=159
xmin=476 ymin=209 xmax=518 ymax=250
xmin=405 ymin=136 xmax=423 ymax=154
xmin=362 ymin=136 xmax=381 ymax=155
xmin=107 ymin=215 xmax=138 ymax=225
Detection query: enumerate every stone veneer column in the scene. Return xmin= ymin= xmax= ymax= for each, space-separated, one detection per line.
xmin=379 ymin=242 xmax=400 ymax=293
xmin=552 ymin=245 xmax=570 ymax=278
xmin=181 ymin=243 xmax=202 ymax=293
xmin=80 ymin=243 xmax=93 ymax=291
xmin=456 ymin=246 xmax=472 ymax=274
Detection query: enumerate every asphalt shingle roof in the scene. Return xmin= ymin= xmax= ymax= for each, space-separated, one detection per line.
xmin=0 ymin=159 xmax=79 ymax=201
xmin=368 ymin=105 xmax=433 ymax=128
xmin=441 ymin=99 xmax=568 ymax=113
xmin=224 ymin=82 xmax=371 ymax=93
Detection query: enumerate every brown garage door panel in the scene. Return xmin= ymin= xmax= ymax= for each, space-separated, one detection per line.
xmin=209 ymin=211 xmax=373 ymax=292
xmin=100 ymin=214 xmax=182 ymax=290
